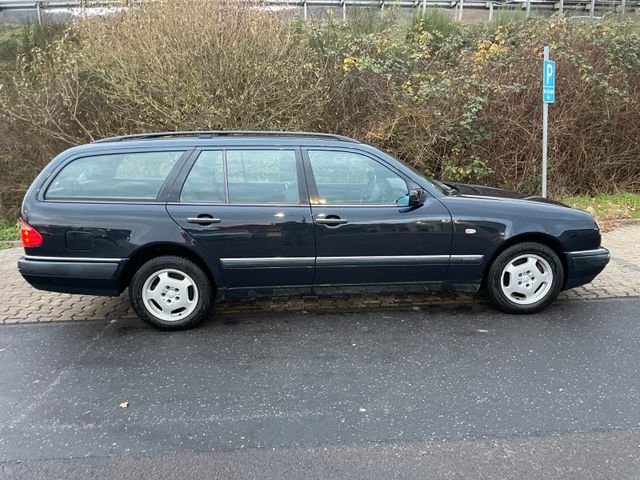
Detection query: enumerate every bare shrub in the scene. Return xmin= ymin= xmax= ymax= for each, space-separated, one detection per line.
xmin=74 ymin=0 xmax=333 ymax=135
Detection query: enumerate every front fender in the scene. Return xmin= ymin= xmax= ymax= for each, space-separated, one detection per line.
xmin=440 ymin=196 xmax=600 ymax=290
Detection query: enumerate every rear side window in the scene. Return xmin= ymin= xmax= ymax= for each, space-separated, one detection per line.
xmin=180 ymin=151 xmax=225 ymax=203
xmin=46 ymin=151 xmax=184 ymax=200
xmin=226 ymin=150 xmax=299 ymax=204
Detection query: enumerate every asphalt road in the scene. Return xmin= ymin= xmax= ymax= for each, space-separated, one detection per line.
xmin=1 ymin=298 xmax=640 ymax=479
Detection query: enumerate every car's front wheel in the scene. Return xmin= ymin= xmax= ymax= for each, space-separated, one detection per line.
xmin=129 ymin=256 xmax=213 ymax=330
xmin=486 ymin=242 xmax=564 ymax=314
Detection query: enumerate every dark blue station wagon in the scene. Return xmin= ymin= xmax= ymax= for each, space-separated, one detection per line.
xmin=18 ymin=131 xmax=610 ymax=329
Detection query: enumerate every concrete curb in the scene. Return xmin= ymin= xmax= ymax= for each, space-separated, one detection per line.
xmin=618 ymin=218 xmax=640 ymax=226
xmin=0 ymin=240 xmax=20 ymax=248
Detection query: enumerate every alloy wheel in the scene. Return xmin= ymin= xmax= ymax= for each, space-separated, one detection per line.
xmin=500 ymin=254 xmax=554 ymax=305
xmin=142 ymin=268 xmax=199 ymax=321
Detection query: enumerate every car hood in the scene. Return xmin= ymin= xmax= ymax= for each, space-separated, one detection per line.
xmin=443 ymin=182 xmax=568 ymax=207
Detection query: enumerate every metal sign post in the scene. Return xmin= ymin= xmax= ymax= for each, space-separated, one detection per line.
xmin=542 ymin=46 xmax=555 ymax=198
xmin=457 ymin=0 xmax=464 ymax=21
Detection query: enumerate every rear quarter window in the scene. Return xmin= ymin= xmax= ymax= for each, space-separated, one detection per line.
xmin=45 ymin=151 xmax=184 ymax=201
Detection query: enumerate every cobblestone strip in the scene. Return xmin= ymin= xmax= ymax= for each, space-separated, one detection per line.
xmin=1 ymin=222 xmax=638 ymax=324
xmin=559 ymin=222 xmax=640 ymax=300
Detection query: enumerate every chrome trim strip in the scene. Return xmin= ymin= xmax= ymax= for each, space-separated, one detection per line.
xmin=24 ymin=255 xmax=124 ymax=263
xmin=311 ymin=204 xmax=404 ymax=208
xmin=221 ymin=257 xmax=315 ymax=268
xmin=317 ymin=255 xmax=450 ymax=266
xmin=221 ymin=255 xmax=486 ymax=268
xmin=567 ymin=248 xmax=610 ymax=257
xmin=449 ymin=254 xmax=485 ymax=264
xmin=44 ymin=200 xmax=162 ymax=205
xmin=167 ymin=202 xmax=308 ymax=207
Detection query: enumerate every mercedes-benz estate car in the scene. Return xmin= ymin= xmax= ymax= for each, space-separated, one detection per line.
xmin=18 ymin=131 xmax=610 ymax=329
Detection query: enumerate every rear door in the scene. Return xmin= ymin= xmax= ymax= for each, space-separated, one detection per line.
xmin=167 ymin=147 xmax=315 ymax=289
xmin=303 ymin=148 xmax=452 ymax=287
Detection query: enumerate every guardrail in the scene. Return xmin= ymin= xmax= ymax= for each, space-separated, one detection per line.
xmin=0 ymin=1 xmax=141 ymax=24
xmin=277 ymin=0 xmax=634 ymax=21
xmin=0 ymin=0 xmax=635 ymax=23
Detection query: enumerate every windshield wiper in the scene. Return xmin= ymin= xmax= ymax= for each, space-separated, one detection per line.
xmin=434 ymin=180 xmax=459 ymax=196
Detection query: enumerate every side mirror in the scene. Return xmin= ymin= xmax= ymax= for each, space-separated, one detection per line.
xmin=408 ymin=188 xmax=426 ymax=207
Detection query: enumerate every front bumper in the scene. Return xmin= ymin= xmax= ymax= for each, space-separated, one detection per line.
xmin=564 ymin=247 xmax=610 ymax=289
xmin=18 ymin=255 xmax=124 ymax=296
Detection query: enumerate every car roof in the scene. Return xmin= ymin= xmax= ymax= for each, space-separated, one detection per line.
xmin=66 ymin=137 xmax=362 ymax=155
xmin=61 ymin=132 xmax=369 ymax=157
xmin=93 ymin=130 xmax=359 ymax=144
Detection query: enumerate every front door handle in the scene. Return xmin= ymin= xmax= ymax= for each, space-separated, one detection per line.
xmin=315 ymin=216 xmax=348 ymax=226
xmin=187 ymin=216 xmax=221 ymax=225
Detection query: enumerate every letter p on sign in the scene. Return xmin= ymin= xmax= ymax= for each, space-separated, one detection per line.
xmin=543 ymin=60 xmax=555 ymax=104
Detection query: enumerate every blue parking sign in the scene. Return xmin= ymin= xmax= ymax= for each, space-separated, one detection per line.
xmin=543 ymin=60 xmax=555 ymax=103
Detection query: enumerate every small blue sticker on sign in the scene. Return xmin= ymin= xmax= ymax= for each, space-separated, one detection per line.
xmin=543 ymin=60 xmax=555 ymax=103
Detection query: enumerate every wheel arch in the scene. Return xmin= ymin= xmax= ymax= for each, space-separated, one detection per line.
xmin=119 ymin=243 xmax=218 ymax=292
xmin=482 ymin=232 xmax=568 ymax=288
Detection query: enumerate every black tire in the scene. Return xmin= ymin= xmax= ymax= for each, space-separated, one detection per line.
xmin=129 ymin=256 xmax=213 ymax=330
xmin=486 ymin=242 xmax=564 ymax=314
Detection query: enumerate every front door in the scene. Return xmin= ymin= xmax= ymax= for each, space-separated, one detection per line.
xmin=167 ymin=148 xmax=315 ymax=288
xmin=303 ymin=148 xmax=452 ymax=287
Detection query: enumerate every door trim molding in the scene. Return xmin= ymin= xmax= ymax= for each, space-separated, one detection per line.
xmin=220 ymin=257 xmax=315 ymax=269
xmin=220 ymin=254 xmax=484 ymax=269
xmin=316 ymin=255 xmax=450 ymax=266
xmin=449 ymin=254 xmax=484 ymax=265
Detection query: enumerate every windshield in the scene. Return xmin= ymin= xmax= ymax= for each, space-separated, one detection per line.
xmin=399 ymin=160 xmax=452 ymax=195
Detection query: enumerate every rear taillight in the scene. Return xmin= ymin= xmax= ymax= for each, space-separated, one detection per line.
xmin=20 ymin=219 xmax=43 ymax=248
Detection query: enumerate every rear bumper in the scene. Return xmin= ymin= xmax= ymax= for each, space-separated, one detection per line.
xmin=18 ymin=255 xmax=124 ymax=295
xmin=564 ymin=247 xmax=610 ymax=289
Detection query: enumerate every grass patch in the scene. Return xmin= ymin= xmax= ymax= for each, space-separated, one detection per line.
xmin=563 ymin=192 xmax=640 ymax=222
xmin=345 ymin=7 xmax=394 ymax=36
xmin=492 ymin=8 xmax=528 ymax=26
xmin=0 ymin=22 xmax=68 ymax=63
xmin=410 ymin=9 xmax=458 ymax=37
xmin=0 ymin=220 xmax=19 ymax=242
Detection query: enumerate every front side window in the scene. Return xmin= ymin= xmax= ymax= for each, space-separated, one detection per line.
xmin=307 ymin=150 xmax=409 ymax=205
xmin=46 ymin=151 xmax=184 ymax=200
xmin=226 ymin=150 xmax=299 ymax=204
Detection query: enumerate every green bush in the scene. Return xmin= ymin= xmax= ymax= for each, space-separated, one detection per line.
xmin=1 ymin=2 xmax=640 ymax=220
xmin=0 ymin=220 xmax=19 ymax=241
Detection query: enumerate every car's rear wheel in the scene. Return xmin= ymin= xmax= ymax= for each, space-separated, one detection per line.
xmin=486 ymin=242 xmax=564 ymax=314
xmin=129 ymin=256 xmax=213 ymax=330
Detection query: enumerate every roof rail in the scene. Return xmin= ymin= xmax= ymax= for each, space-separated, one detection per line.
xmin=92 ymin=130 xmax=359 ymax=144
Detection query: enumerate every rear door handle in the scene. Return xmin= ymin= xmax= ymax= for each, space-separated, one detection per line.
xmin=187 ymin=216 xmax=221 ymax=225
xmin=315 ymin=216 xmax=348 ymax=226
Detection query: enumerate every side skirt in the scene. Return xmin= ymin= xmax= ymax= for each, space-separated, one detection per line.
xmin=218 ymin=281 xmax=481 ymax=300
